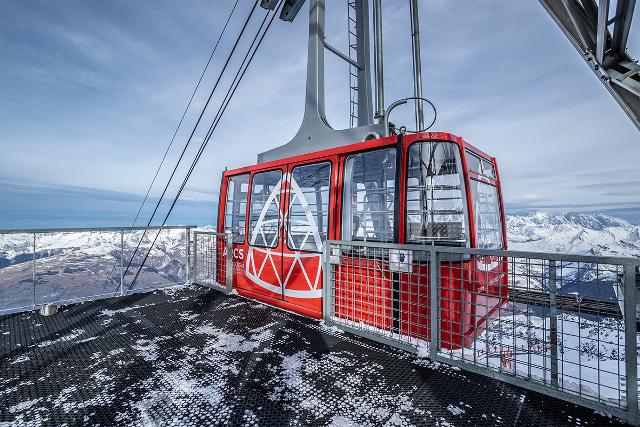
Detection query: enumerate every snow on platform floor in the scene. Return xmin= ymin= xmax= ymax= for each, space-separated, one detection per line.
xmin=0 ymin=285 xmax=631 ymax=426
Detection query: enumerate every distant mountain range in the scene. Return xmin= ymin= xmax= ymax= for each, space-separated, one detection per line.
xmin=0 ymin=213 xmax=638 ymax=313
xmin=506 ymin=212 xmax=640 ymax=258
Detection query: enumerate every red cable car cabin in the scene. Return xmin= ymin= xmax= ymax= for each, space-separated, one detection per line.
xmin=217 ymin=132 xmax=507 ymax=349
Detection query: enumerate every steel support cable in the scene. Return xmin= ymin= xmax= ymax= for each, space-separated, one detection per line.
xmin=102 ymin=0 xmax=239 ymax=292
xmin=128 ymin=2 xmax=282 ymax=286
xmin=123 ymin=0 xmax=260 ymax=280
xmin=132 ymin=0 xmax=240 ymax=227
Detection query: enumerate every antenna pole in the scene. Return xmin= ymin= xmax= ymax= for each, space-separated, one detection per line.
xmin=409 ymin=0 xmax=424 ymax=131
xmin=373 ymin=0 xmax=385 ymax=123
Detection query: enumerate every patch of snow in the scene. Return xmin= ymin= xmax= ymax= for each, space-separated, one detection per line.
xmin=9 ymin=399 xmax=41 ymax=413
xmin=319 ymin=320 xmax=345 ymax=335
xmin=447 ymin=404 xmax=465 ymax=416
xmin=330 ymin=414 xmax=363 ymax=426
xmin=100 ymin=304 xmax=154 ymax=317
xmin=37 ymin=329 xmax=85 ymax=347
xmin=132 ymin=338 xmax=164 ymax=362
xmin=10 ymin=354 xmax=30 ymax=364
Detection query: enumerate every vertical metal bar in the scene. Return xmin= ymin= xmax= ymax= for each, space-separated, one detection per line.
xmin=193 ymin=232 xmax=198 ymax=285
xmin=623 ymin=263 xmax=638 ymax=420
xmin=185 ymin=227 xmax=191 ymax=284
xmin=549 ymin=259 xmax=559 ymax=387
xmin=596 ymin=0 xmax=610 ymax=64
xmin=373 ymin=0 xmax=385 ymax=122
xmin=409 ymin=0 xmax=424 ymax=131
xmin=305 ymin=0 xmax=326 ymax=123
xmin=429 ymin=249 xmax=439 ymax=359
xmin=611 ymin=0 xmax=635 ymax=55
xmin=120 ymin=230 xmax=124 ymax=296
xmin=32 ymin=233 xmax=36 ymax=309
xmin=323 ymin=244 xmax=331 ymax=321
xmin=354 ymin=0 xmax=373 ymax=126
xmin=225 ymin=231 xmax=233 ymax=294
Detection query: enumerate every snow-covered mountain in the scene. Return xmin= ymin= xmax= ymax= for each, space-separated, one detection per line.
xmin=507 ymin=212 xmax=640 ymax=259
xmin=505 ymin=212 xmax=639 ymax=301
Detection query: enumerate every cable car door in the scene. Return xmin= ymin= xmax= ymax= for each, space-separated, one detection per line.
xmin=244 ymin=168 xmax=286 ymax=300
xmin=281 ymin=159 xmax=334 ymax=316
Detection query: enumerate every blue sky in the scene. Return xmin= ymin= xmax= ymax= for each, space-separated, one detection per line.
xmin=0 ymin=0 xmax=639 ymax=228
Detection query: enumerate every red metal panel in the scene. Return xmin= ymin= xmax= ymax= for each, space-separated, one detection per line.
xmin=334 ymin=256 xmax=393 ymax=330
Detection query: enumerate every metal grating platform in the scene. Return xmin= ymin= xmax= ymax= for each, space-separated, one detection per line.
xmin=0 ymin=285 xmax=631 ymax=426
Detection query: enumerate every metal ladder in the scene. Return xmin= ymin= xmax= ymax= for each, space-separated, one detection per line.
xmin=348 ymin=0 xmax=359 ymax=127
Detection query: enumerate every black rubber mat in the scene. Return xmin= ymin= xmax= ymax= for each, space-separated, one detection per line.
xmin=0 ymin=285 xmax=631 ymax=426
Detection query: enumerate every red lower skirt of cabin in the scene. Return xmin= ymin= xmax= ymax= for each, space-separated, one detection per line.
xmin=236 ymin=287 xmax=322 ymax=319
xmin=332 ymin=257 xmax=507 ymax=350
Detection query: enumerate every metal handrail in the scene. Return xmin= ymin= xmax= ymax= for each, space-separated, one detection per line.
xmin=328 ymin=239 xmax=640 ymax=266
xmin=0 ymin=225 xmax=197 ymax=235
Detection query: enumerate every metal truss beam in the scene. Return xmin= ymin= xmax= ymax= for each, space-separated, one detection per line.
xmin=539 ymin=0 xmax=640 ymax=131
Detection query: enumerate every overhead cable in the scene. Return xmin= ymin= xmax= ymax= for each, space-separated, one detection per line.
xmin=129 ymin=1 xmax=283 ymax=286
xmin=123 ymin=0 xmax=261 ymax=280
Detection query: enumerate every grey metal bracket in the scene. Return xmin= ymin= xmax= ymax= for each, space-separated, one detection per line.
xmin=258 ymin=0 xmax=384 ymax=163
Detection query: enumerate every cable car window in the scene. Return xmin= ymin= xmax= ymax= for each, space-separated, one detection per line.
xmin=481 ymin=159 xmax=495 ymax=178
xmin=249 ymin=170 xmax=282 ymax=248
xmin=342 ymin=148 xmax=396 ymax=242
xmin=470 ymin=180 xmax=503 ymax=249
xmin=466 ymin=150 xmax=496 ymax=179
xmin=287 ymin=162 xmax=331 ymax=252
xmin=224 ymin=174 xmax=250 ymax=243
xmin=407 ymin=141 xmax=468 ymax=245
xmin=466 ymin=151 xmax=482 ymax=175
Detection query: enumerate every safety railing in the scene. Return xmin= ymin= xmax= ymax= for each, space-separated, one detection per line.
xmin=323 ymin=240 xmax=640 ymax=424
xmin=191 ymin=230 xmax=232 ymax=294
xmin=0 ymin=225 xmax=194 ymax=315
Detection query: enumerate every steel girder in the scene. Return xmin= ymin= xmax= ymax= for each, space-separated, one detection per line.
xmin=539 ymin=0 xmax=640 ymax=131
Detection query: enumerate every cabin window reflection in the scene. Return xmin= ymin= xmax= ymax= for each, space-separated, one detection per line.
xmin=466 ymin=150 xmax=495 ymax=179
xmin=342 ymin=148 xmax=396 ymax=242
xmin=288 ymin=162 xmax=331 ymax=252
xmin=406 ymin=141 xmax=468 ymax=245
xmin=249 ymin=170 xmax=282 ymax=248
xmin=470 ymin=180 xmax=503 ymax=249
xmin=224 ymin=174 xmax=249 ymax=243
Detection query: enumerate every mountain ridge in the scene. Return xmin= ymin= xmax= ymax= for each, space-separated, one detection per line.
xmin=506 ymin=212 xmax=640 ymax=258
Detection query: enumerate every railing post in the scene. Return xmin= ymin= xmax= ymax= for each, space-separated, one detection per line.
xmin=185 ymin=227 xmax=191 ymax=285
xmin=225 ymin=231 xmax=233 ymax=294
xmin=623 ymin=263 xmax=639 ymax=421
xmin=549 ymin=260 xmax=559 ymax=388
xmin=429 ymin=249 xmax=440 ymax=359
xmin=32 ymin=232 xmax=36 ymax=309
xmin=322 ymin=243 xmax=332 ymax=321
xmin=120 ymin=229 xmax=124 ymax=296
xmin=193 ymin=232 xmax=198 ymax=285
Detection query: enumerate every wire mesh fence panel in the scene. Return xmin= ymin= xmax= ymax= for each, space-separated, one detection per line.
xmin=438 ymin=256 xmax=630 ymax=408
xmin=192 ymin=231 xmax=231 ymax=294
xmin=325 ymin=243 xmax=434 ymax=351
xmin=0 ymin=233 xmax=35 ymax=313
xmin=323 ymin=240 xmax=640 ymax=423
